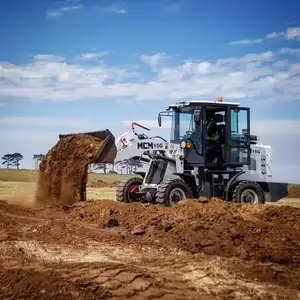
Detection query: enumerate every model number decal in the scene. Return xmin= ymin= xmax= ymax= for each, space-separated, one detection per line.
xmin=137 ymin=142 xmax=164 ymax=149
xmin=251 ymin=149 xmax=260 ymax=154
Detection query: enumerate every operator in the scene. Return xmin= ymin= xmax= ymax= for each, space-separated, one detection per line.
xmin=206 ymin=114 xmax=221 ymax=163
xmin=206 ymin=114 xmax=220 ymax=143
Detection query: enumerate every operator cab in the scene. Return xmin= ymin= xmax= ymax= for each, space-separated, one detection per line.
xmin=158 ymin=97 xmax=251 ymax=169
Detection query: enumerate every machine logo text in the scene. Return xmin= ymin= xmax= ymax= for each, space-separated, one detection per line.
xmin=137 ymin=142 xmax=164 ymax=150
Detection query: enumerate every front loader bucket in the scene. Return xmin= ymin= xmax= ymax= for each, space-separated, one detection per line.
xmin=59 ymin=129 xmax=117 ymax=164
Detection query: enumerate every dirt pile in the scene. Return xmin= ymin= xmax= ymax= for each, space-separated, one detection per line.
xmin=0 ymin=267 xmax=110 ymax=300
xmin=35 ymin=133 xmax=116 ymax=206
xmin=287 ymin=184 xmax=300 ymax=198
xmin=68 ymin=198 xmax=300 ymax=267
xmin=1 ymin=199 xmax=300 ymax=298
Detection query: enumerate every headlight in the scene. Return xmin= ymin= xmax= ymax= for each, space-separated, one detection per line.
xmin=180 ymin=141 xmax=186 ymax=148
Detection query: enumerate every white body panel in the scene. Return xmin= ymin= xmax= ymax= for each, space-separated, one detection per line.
xmin=239 ymin=144 xmax=272 ymax=183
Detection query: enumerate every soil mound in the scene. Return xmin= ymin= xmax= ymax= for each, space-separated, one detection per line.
xmin=69 ymin=198 xmax=300 ymax=267
xmin=288 ymin=184 xmax=300 ymax=198
xmin=0 ymin=267 xmax=110 ymax=300
xmin=35 ymin=133 xmax=116 ymax=206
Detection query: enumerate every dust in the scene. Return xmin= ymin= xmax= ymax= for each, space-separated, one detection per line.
xmin=34 ymin=133 xmax=116 ymax=206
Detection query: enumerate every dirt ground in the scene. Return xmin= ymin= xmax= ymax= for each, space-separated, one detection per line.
xmin=288 ymin=185 xmax=300 ymax=198
xmin=1 ymin=198 xmax=300 ymax=299
xmin=88 ymin=180 xmax=120 ymax=188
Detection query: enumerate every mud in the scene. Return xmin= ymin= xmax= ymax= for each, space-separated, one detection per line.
xmin=35 ymin=133 xmax=115 ymax=206
xmin=1 ymin=198 xmax=300 ymax=299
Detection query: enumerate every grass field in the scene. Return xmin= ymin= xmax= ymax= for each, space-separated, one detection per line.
xmin=0 ymin=169 xmax=131 ymax=205
xmin=0 ymin=168 xmax=299 ymax=207
xmin=0 ymin=169 xmax=132 ymax=184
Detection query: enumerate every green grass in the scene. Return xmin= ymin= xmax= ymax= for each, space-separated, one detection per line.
xmin=0 ymin=169 xmax=130 ymax=204
xmin=0 ymin=169 xmax=38 ymax=182
xmin=0 ymin=168 xmax=132 ymax=184
xmin=0 ymin=181 xmax=117 ymax=204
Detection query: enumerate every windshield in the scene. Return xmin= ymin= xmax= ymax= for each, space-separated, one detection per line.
xmin=171 ymin=111 xmax=195 ymax=141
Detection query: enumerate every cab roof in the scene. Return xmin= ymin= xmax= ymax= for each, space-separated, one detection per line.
xmin=166 ymin=99 xmax=240 ymax=110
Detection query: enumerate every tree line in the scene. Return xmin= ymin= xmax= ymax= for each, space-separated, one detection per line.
xmin=1 ymin=153 xmax=24 ymax=169
xmin=1 ymin=153 xmax=143 ymax=174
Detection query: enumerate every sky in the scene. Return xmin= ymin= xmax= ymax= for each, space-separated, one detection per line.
xmin=0 ymin=0 xmax=300 ymax=183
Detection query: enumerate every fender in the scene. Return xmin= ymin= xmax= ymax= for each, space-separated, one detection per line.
xmin=173 ymin=172 xmax=198 ymax=197
xmin=224 ymin=171 xmax=245 ymax=201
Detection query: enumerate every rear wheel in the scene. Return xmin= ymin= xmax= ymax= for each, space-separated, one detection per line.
xmin=116 ymin=177 xmax=143 ymax=203
xmin=232 ymin=180 xmax=265 ymax=204
xmin=156 ymin=177 xmax=193 ymax=207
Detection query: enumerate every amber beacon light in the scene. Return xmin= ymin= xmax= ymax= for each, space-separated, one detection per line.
xmin=217 ymin=96 xmax=223 ymax=102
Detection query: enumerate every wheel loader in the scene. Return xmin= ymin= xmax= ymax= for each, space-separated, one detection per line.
xmin=58 ymin=97 xmax=288 ymax=206
xmin=113 ymin=97 xmax=288 ymax=206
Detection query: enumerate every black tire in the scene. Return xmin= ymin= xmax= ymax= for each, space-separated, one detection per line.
xmin=156 ymin=177 xmax=193 ymax=207
xmin=232 ymin=180 xmax=265 ymax=205
xmin=116 ymin=177 xmax=143 ymax=203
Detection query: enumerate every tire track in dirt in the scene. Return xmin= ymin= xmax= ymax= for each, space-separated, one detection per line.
xmin=1 ymin=240 xmax=299 ymax=300
xmin=0 ymin=241 xmax=212 ymax=300
xmin=1 ymin=199 xmax=300 ymax=299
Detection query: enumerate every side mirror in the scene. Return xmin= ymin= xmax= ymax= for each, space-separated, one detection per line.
xmin=194 ymin=109 xmax=201 ymax=123
xmin=158 ymin=114 xmax=162 ymax=127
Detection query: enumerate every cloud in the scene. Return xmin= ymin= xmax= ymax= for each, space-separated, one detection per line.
xmin=94 ymin=1 xmax=128 ymax=14
xmin=267 ymin=27 xmax=300 ymax=41
xmin=34 ymin=54 xmax=65 ymax=63
xmin=279 ymin=48 xmax=300 ymax=56
xmin=228 ymin=38 xmax=263 ymax=45
xmin=0 ymin=117 xmax=90 ymax=129
xmin=77 ymin=51 xmax=110 ymax=61
xmin=46 ymin=4 xmax=82 ymax=18
xmin=140 ymin=53 xmax=170 ymax=67
xmin=229 ymin=26 xmax=300 ymax=45
xmin=0 ymin=48 xmax=300 ymax=102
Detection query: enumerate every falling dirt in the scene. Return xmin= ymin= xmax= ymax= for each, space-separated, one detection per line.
xmin=1 ymin=198 xmax=300 ymax=299
xmin=34 ymin=133 xmax=116 ymax=206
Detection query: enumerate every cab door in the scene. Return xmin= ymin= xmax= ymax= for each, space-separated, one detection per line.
xmin=227 ymin=107 xmax=251 ymax=166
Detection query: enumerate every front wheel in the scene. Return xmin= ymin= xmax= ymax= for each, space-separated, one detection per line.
xmin=155 ymin=177 xmax=193 ymax=207
xmin=116 ymin=177 xmax=143 ymax=203
xmin=232 ymin=181 xmax=265 ymax=205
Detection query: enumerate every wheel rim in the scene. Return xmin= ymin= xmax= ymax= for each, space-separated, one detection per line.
xmin=240 ymin=189 xmax=259 ymax=204
xmin=127 ymin=185 xmax=139 ymax=202
xmin=169 ymin=187 xmax=186 ymax=206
